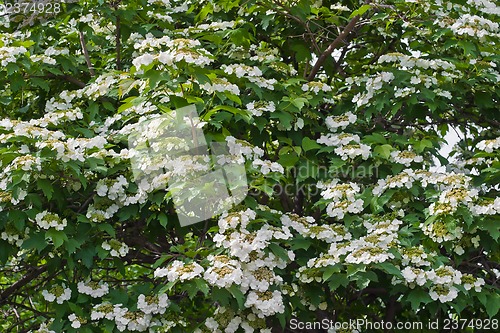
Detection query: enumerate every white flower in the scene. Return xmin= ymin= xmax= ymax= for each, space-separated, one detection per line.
xmin=246 ymin=101 xmax=275 ymax=116
xmin=102 ymin=240 xmax=129 ymax=257
xmin=325 ymin=112 xmax=357 ymax=131
xmin=34 ymin=211 xmax=67 ymax=230
xmin=204 ymin=255 xmax=243 ymax=288
xmin=302 ymin=81 xmax=332 ymax=94
xmin=477 ymin=137 xmax=500 ymax=153
xmin=429 ymin=285 xmax=459 ymax=303
xmin=77 ymin=281 xmax=109 ymax=298
xmin=137 ymin=293 xmax=170 ymax=314
xmin=68 ymin=314 xmax=85 ymax=328
xmin=132 ymin=53 xmax=155 ymax=69
xmin=154 ymin=260 xmax=204 ymax=282
xmin=334 ymin=143 xmax=371 ymax=160
xmin=42 ymin=285 xmax=72 ymax=304
xmin=244 ymin=290 xmax=285 ymax=318
xmin=200 ymin=78 xmax=240 ymax=95
xmin=252 ymin=159 xmax=284 ymax=174
xmin=390 ymin=150 xmax=424 ymax=166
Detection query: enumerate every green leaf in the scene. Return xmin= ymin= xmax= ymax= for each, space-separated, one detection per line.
xmin=407 ymin=289 xmax=432 ymax=311
xmin=277 ymin=153 xmax=299 ymax=167
xmin=158 ymin=212 xmax=168 ymax=228
xmin=228 ymin=284 xmax=246 ymax=309
xmin=31 ymin=77 xmax=50 ymax=92
xmin=194 ymin=278 xmax=210 ymax=296
xmin=268 ymin=243 xmax=290 ymax=262
xmin=322 ymin=264 xmax=341 ymax=281
xmin=45 ymin=229 xmax=68 ymax=249
xmin=22 ymin=232 xmax=48 ymax=252
xmin=350 ymin=4 xmax=371 ymax=18
xmin=479 ymin=291 xmax=500 ymax=318
xmin=290 ymin=238 xmax=311 ymax=250
xmin=302 ymin=137 xmax=321 ymax=152
xmin=328 ymin=273 xmax=348 ymax=290
xmin=477 ymin=219 xmax=499 ymax=241
xmin=37 ymin=179 xmax=53 ymax=200
xmin=98 ymin=223 xmax=116 ymax=237
xmin=376 ymin=262 xmax=402 ymax=277
xmin=373 ymin=144 xmax=393 ymax=159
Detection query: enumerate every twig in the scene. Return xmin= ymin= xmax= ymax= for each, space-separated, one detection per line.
xmin=307 ymin=14 xmax=362 ymax=81
xmin=39 ymin=73 xmax=86 ymax=88
xmin=0 ymin=266 xmax=47 ymax=304
xmin=79 ymin=31 xmax=95 ymax=77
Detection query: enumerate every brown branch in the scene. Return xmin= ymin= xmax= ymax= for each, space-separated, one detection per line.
xmin=0 ymin=266 xmax=47 ymax=304
xmin=307 ymin=14 xmax=362 ymax=81
xmin=40 ymin=73 xmax=86 ymax=88
xmin=79 ymin=31 xmax=95 ymax=77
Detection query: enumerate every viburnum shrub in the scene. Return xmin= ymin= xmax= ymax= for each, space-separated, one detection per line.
xmin=0 ymin=0 xmax=499 ymax=332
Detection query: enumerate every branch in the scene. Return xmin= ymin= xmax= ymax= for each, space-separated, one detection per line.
xmin=0 ymin=266 xmax=47 ymax=304
xmin=307 ymin=14 xmax=361 ymax=81
xmin=40 ymin=73 xmax=86 ymax=88
xmin=79 ymin=31 xmax=95 ymax=77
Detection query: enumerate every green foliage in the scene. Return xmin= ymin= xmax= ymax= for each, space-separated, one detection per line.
xmin=0 ymin=0 xmax=499 ymax=332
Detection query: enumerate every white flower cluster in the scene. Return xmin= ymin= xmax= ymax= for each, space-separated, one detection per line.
xmin=114 ymin=307 xmax=152 ymax=332
xmin=372 ymin=169 xmax=472 ymax=197
xmin=225 ymin=136 xmax=264 ymax=162
xmin=96 ymin=175 xmax=129 ymax=201
xmin=154 ymin=260 xmax=204 ymax=282
xmin=390 ymin=150 xmax=424 ymax=166
xmin=203 ymin=255 xmax=243 ymax=288
xmin=298 ymin=214 xmax=402 ymax=283
xmin=137 ymin=293 xmax=170 ymax=314
xmin=244 ymin=290 xmax=285 ymax=318
xmin=0 ymin=45 xmax=27 ymax=66
xmin=102 ymin=239 xmax=129 ymax=257
xmin=84 ymin=74 xmax=119 ymax=99
xmin=476 ymin=137 xmax=500 ymax=153
xmin=0 ymin=225 xmax=28 ymax=247
xmin=34 ymin=211 xmax=67 ymax=231
xmin=132 ymin=37 xmax=213 ymax=71
xmin=42 ymin=284 xmax=72 ymax=304
xmin=77 ymin=281 xmax=109 ymax=298
xmin=200 ymin=77 xmax=240 ymax=95
xmin=378 ymin=53 xmax=456 ymax=71
xmin=319 ymin=180 xmax=365 ymax=219
xmin=252 ymin=159 xmax=284 ymax=174
xmin=249 ymin=43 xmax=281 ymax=62
xmin=223 ymin=64 xmax=262 ymax=78
xmin=36 ymin=135 xmax=107 ymax=162
xmin=350 ymin=71 xmax=395 ymax=107
xmin=301 ymin=81 xmax=332 ymax=94
xmin=449 ymin=14 xmax=499 ymax=38
xmin=334 ymin=143 xmax=371 ymax=160
xmin=248 ymin=76 xmax=277 ymax=90
xmin=422 ymin=217 xmax=463 ymax=243
xmin=68 ymin=314 xmax=86 ymax=329
xmin=246 ymin=101 xmax=275 ymax=116
xmin=188 ymin=21 xmax=236 ymax=33
xmin=201 ymin=307 xmax=271 ymax=333
xmin=324 ymin=112 xmax=357 ymax=131
xmin=317 ymin=132 xmax=360 ymax=146
xmin=470 ymin=197 xmax=500 ymax=215
xmin=209 ymin=209 xmax=305 ymax=320
xmin=467 ymin=0 xmax=500 ymax=15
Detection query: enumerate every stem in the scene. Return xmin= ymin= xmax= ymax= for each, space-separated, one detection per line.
xmin=307 ymin=14 xmax=361 ymax=81
xmin=79 ymin=31 xmax=95 ymax=77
